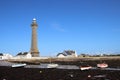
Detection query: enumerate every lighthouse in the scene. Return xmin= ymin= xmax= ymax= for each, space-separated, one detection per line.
xmin=30 ymin=18 xmax=39 ymax=57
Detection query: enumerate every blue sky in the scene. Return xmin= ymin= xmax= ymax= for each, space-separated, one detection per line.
xmin=0 ymin=0 xmax=120 ymax=56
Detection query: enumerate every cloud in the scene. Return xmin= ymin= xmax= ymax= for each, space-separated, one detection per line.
xmin=51 ymin=23 xmax=66 ymax=32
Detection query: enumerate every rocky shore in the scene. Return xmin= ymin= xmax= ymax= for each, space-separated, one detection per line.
xmin=0 ymin=66 xmax=120 ymax=80
xmin=8 ymin=57 xmax=120 ymax=67
xmin=0 ymin=57 xmax=120 ymax=80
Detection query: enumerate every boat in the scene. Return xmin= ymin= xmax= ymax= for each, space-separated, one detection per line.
xmin=57 ymin=65 xmax=79 ymax=69
xmin=80 ymin=65 xmax=92 ymax=70
xmin=97 ymin=63 xmax=108 ymax=68
xmin=40 ymin=63 xmax=58 ymax=68
xmin=40 ymin=57 xmax=59 ymax=68
xmin=47 ymin=63 xmax=58 ymax=68
xmin=12 ymin=63 xmax=26 ymax=68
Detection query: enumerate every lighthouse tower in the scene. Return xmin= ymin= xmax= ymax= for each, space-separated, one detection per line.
xmin=30 ymin=18 xmax=39 ymax=57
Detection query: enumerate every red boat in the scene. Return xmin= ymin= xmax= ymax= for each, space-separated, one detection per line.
xmin=97 ymin=63 xmax=108 ymax=68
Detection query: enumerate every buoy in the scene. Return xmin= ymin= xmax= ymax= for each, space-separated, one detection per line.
xmin=88 ymin=75 xmax=91 ymax=78
xmin=40 ymin=71 xmax=42 ymax=73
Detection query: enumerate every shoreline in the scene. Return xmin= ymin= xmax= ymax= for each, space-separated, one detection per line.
xmin=7 ymin=56 xmax=120 ymax=62
xmin=6 ymin=56 xmax=120 ymax=67
xmin=0 ymin=65 xmax=120 ymax=80
xmin=0 ymin=57 xmax=120 ymax=80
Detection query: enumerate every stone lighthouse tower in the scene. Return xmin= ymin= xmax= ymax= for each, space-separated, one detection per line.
xmin=30 ymin=18 xmax=39 ymax=57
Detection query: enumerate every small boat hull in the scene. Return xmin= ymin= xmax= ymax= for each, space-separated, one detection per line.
xmin=97 ymin=63 xmax=108 ymax=68
xmin=80 ymin=66 xmax=92 ymax=70
xmin=12 ymin=63 xmax=26 ymax=68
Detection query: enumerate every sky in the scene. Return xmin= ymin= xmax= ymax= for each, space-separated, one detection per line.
xmin=0 ymin=0 xmax=120 ymax=56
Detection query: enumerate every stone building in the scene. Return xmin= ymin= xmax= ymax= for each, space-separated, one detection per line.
xmin=0 ymin=53 xmax=13 ymax=60
xmin=30 ymin=18 xmax=39 ymax=57
xmin=57 ymin=50 xmax=78 ymax=58
xmin=15 ymin=52 xmax=32 ymax=59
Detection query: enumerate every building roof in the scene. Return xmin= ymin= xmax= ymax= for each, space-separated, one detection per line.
xmin=17 ymin=52 xmax=28 ymax=56
xmin=0 ymin=53 xmax=3 ymax=56
xmin=57 ymin=53 xmax=67 ymax=56
xmin=64 ymin=50 xmax=75 ymax=55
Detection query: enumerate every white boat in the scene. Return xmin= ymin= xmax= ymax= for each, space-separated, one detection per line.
xmin=97 ymin=63 xmax=108 ymax=68
xmin=47 ymin=63 xmax=58 ymax=68
xmin=12 ymin=63 xmax=26 ymax=68
xmin=80 ymin=66 xmax=92 ymax=70
xmin=57 ymin=65 xmax=79 ymax=69
xmin=40 ymin=63 xmax=58 ymax=68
